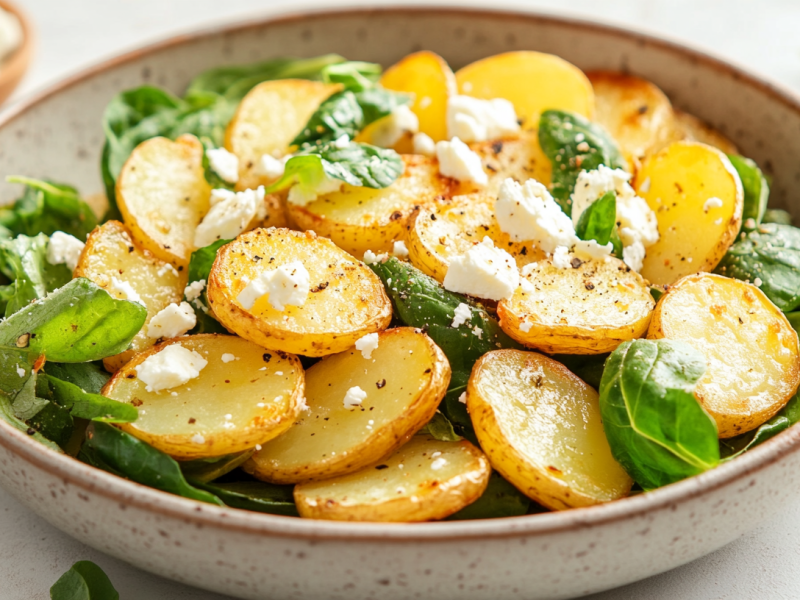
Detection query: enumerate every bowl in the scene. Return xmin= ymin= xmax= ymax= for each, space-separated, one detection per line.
xmin=1 ymin=7 xmax=800 ymax=600
xmin=0 ymin=0 xmax=33 ymax=105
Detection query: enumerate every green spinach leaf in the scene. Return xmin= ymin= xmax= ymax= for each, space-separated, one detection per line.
xmin=598 ymin=338 xmax=719 ymax=490
xmin=191 ymin=479 xmax=298 ymax=516
xmin=185 ymin=239 xmax=231 ymax=334
xmin=45 ymin=362 xmax=110 ymax=395
xmin=715 ymin=223 xmax=800 ymax=311
xmin=538 ymin=109 xmax=627 ymax=214
xmin=720 ymin=391 xmax=800 ymax=460
xmin=447 ymin=471 xmax=530 ymax=520
xmin=321 ymin=60 xmax=381 ymax=91
xmin=11 ymin=371 xmax=47 ymax=420
xmin=763 ymin=208 xmax=792 ymax=226
xmin=0 ymin=278 xmax=146 ymax=363
xmin=727 ymin=155 xmax=769 ymax=230
xmin=50 ymin=560 xmax=119 ymax=600
xmin=0 ymin=392 xmax=63 ymax=452
xmin=0 ymin=177 xmax=97 ymax=240
xmin=574 ymin=190 xmax=623 ymax=255
xmin=27 ymin=401 xmax=74 ymax=449
xmin=45 ymin=375 xmax=137 ymax=423
xmin=419 ymin=411 xmax=462 ymax=442
xmin=179 ymin=449 xmax=255 ymax=483
xmin=83 ymin=422 xmax=223 ymax=505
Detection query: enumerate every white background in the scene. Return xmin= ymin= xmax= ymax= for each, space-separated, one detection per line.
xmin=3 ymin=1 xmax=800 ymax=598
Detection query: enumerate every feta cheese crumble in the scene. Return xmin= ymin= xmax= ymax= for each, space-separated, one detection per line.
xmin=237 ymin=261 xmax=310 ymax=311
xmin=343 ymin=386 xmax=367 ymax=410
xmin=15 ymin=364 xmax=24 ymax=378
xmin=754 ymin=277 xmax=763 ymax=287
xmin=191 ymin=434 xmax=206 ymax=444
xmin=446 ymin=95 xmax=520 ymax=143
xmin=412 ymin=132 xmax=436 ymax=157
xmin=184 ymin=280 xmax=206 ymax=302
xmin=221 ymin=353 xmax=237 ymax=363
xmin=147 ymin=302 xmax=196 ymax=339
xmin=109 ymin=276 xmax=144 ymax=305
xmin=362 ymin=250 xmax=388 ymax=265
xmin=206 ymin=147 xmax=239 ymax=184
xmin=392 ymin=240 xmax=409 ymax=258
xmin=370 ymin=104 xmax=419 ymax=148
xmin=135 ymin=344 xmax=207 ymax=393
xmin=495 ymin=178 xmax=578 ymax=252
xmin=194 ymin=186 xmax=267 ymax=248
xmin=436 ymin=137 xmax=487 ymax=185
xmin=431 ymin=457 xmax=448 ymax=470
xmin=46 ymin=231 xmax=85 ymax=271
xmin=443 ymin=237 xmax=519 ymax=301
xmin=257 ymin=154 xmax=288 ymax=180
xmin=551 ymin=246 xmax=572 ymax=269
xmin=287 ymin=172 xmax=343 ymax=206
xmin=703 ymin=197 xmax=724 ymax=212
xmin=458 ymin=392 xmax=467 ymax=404
xmin=744 ymin=218 xmax=756 ymax=229
xmin=519 ymin=321 xmax=533 ymax=333
xmin=451 ymin=302 xmax=472 ymax=328
xmin=355 ymin=332 xmax=380 ymax=359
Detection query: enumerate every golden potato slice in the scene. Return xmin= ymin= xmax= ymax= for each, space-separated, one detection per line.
xmin=225 ymin=79 xmax=341 ymax=190
xmin=207 ymin=228 xmax=392 ymax=356
xmin=670 ymin=109 xmax=738 ymax=155
xmin=467 ymin=350 xmax=633 ymax=510
xmin=634 ymin=141 xmax=743 ymax=285
xmin=286 ymin=155 xmax=455 ymax=258
xmin=117 ymin=134 xmax=210 ymax=268
xmin=497 ymin=257 xmax=655 ymax=355
xmin=103 ymin=335 xmax=304 ymax=459
xmin=455 ymin=51 xmax=594 ymax=127
xmin=587 ymin=71 xmax=675 ymax=163
xmin=647 ymin=273 xmax=800 ymax=438
xmin=380 ymin=51 xmax=457 ymax=143
xmin=465 ymin=129 xmax=552 ymax=194
xmin=244 ymin=327 xmax=450 ymax=484
xmin=74 ymin=220 xmax=186 ymax=371
xmin=406 ymin=192 xmax=545 ymax=283
xmin=294 ymin=435 xmax=490 ymax=522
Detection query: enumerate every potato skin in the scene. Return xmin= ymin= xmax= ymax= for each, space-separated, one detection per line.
xmin=647 ymin=273 xmax=800 ymax=438
xmin=207 ymin=228 xmax=392 ymax=356
xmin=104 ymin=334 xmax=305 ymax=459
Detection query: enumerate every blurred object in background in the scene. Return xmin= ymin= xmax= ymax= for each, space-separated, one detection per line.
xmin=0 ymin=0 xmax=32 ymax=105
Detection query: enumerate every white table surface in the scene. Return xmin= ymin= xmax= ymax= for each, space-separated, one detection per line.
xmin=4 ymin=0 xmax=800 ymax=598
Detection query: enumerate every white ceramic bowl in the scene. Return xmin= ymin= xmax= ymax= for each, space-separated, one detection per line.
xmin=1 ymin=7 xmax=799 ymax=600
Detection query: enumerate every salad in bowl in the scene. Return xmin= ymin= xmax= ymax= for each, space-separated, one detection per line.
xmin=0 ymin=48 xmax=797 ymax=522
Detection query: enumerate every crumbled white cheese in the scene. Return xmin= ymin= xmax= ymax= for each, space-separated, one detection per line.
xmin=412 ymin=132 xmax=436 ymax=157
xmin=451 ymin=302 xmax=472 ymax=328
xmin=703 ymin=197 xmax=724 ymax=213
xmin=206 ymin=147 xmax=239 ymax=184
xmin=194 ymin=186 xmax=267 ymax=248
xmin=495 ymin=178 xmax=578 ymax=252
xmin=622 ymin=241 xmax=647 ymax=273
xmin=287 ymin=173 xmax=343 ymax=206
xmin=570 ymin=165 xmax=630 ymax=226
xmin=355 ymin=332 xmax=380 ymax=359
xmin=392 ymin=240 xmax=409 ymax=258
xmin=156 ymin=263 xmax=179 ymax=278
xmin=135 ymin=344 xmax=207 ymax=393
xmin=436 ymin=137 xmax=487 ymax=185
xmin=296 ymin=396 xmax=309 ymax=412
xmin=551 ymin=246 xmax=572 ymax=269
xmin=332 ymin=134 xmax=351 ymax=149
xmin=472 ymin=326 xmax=482 ymax=339
xmin=184 ymin=280 xmax=206 ymax=302
xmin=46 ymin=231 xmax=85 ymax=271
xmin=109 ymin=276 xmax=144 ymax=306
xmin=744 ymin=218 xmax=756 ymax=229
xmin=237 ymin=261 xmax=310 ymax=311
xmin=573 ymin=239 xmax=613 ymax=262
xmin=257 ymin=154 xmax=288 ymax=180
xmin=446 ymin=95 xmax=520 ymax=143
xmin=754 ymin=277 xmax=763 ymax=287
xmin=343 ymin=386 xmax=367 ymax=410
xmin=221 ymin=353 xmax=237 ymax=363
xmin=430 ymin=457 xmax=448 ymax=470
xmin=191 ymin=434 xmax=205 ymax=444
xmin=147 ymin=302 xmax=196 ymax=339
xmin=519 ymin=321 xmax=533 ymax=333
xmin=370 ymin=105 xmax=419 ymax=148
xmin=15 ymin=364 xmax=24 ymax=378
xmin=443 ymin=237 xmax=519 ymax=301
xmin=362 ymin=250 xmax=388 ymax=265
xmin=0 ymin=7 xmax=23 ymax=63
xmin=458 ymin=392 xmax=467 ymax=404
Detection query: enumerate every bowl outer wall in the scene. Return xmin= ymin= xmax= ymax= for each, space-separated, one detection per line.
xmin=1 ymin=6 xmax=800 ymax=600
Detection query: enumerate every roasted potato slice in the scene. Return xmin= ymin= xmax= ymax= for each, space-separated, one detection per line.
xmin=244 ymin=327 xmax=450 ymax=484
xmin=74 ymin=220 xmax=186 ymax=371
xmin=648 ymin=273 xmax=800 ymax=438
xmin=455 ymin=51 xmax=594 ymax=127
xmin=117 ymin=134 xmax=210 ymax=268
xmin=468 ymin=350 xmax=633 ymax=510
xmin=465 ymin=129 xmax=552 ymax=194
xmin=670 ymin=109 xmax=738 ymax=155
xmin=287 ymin=155 xmax=455 ymax=258
xmin=587 ymin=71 xmax=675 ymax=163
xmin=207 ymin=228 xmax=392 ymax=356
xmin=379 ymin=50 xmax=457 ymax=143
xmin=294 ymin=435 xmax=490 ymax=522
xmin=103 ymin=335 xmax=304 ymax=459
xmin=225 ymin=79 xmax=341 ymax=190
xmin=406 ymin=192 xmax=545 ymax=282
xmin=634 ymin=141 xmax=743 ymax=285
xmin=498 ymin=257 xmax=654 ymax=355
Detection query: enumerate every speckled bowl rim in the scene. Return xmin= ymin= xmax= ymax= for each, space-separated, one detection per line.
xmin=1 ymin=5 xmax=800 ymax=543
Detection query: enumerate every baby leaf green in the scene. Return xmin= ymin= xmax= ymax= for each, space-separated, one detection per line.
xmin=720 ymin=391 xmax=800 ymax=460
xmin=419 ymin=411 xmax=462 ymax=442
xmin=727 ymin=154 xmax=769 ymax=231
xmin=45 ymin=375 xmax=137 ymax=423
xmin=447 ymin=471 xmax=530 ymax=520
xmin=185 ymin=239 xmax=232 ymax=334
xmin=50 ymin=560 xmax=119 ymax=600
xmin=191 ymin=479 xmax=299 ymax=516
xmin=762 ymin=208 xmax=792 ymax=226
xmin=598 ymin=339 xmax=720 ymax=490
